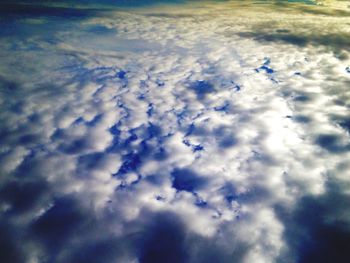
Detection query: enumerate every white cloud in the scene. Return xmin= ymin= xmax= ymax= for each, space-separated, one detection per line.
xmin=0 ymin=1 xmax=350 ymax=262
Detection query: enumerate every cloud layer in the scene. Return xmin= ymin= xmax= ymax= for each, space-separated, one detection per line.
xmin=0 ymin=1 xmax=350 ymax=262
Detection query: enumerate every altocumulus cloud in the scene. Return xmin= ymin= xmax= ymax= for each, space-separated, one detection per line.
xmin=0 ymin=0 xmax=350 ymax=263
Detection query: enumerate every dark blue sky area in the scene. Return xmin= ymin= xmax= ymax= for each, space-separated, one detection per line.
xmin=0 ymin=0 xmax=185 ymax=6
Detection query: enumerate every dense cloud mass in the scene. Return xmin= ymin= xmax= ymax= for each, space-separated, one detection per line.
xmin=0 ymin=0 xmax=350 ymax=262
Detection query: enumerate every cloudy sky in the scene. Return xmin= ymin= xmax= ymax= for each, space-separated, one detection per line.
xmin=0 ymin=0 xmax=350 ymax=262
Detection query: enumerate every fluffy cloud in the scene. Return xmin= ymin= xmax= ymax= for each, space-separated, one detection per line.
xmin=0 ymin=1 xmax=350 ymax=263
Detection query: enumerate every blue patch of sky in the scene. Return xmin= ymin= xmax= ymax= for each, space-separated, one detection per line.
xmin=116 ymin=152 xmax=142 ymax=176
xmin=182 ymin=139 xmax=204 ymax=152
xmin=171 ymin=168 xmax=207 ymax=192
xmin=214 ymin=101 xmax=230 ymax=112
xmin=255 ymin=58 xmax=274 ymax=74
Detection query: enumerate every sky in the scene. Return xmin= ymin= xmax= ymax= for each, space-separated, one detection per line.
xmin=0 ymin=1 xmax=350 ymax=263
